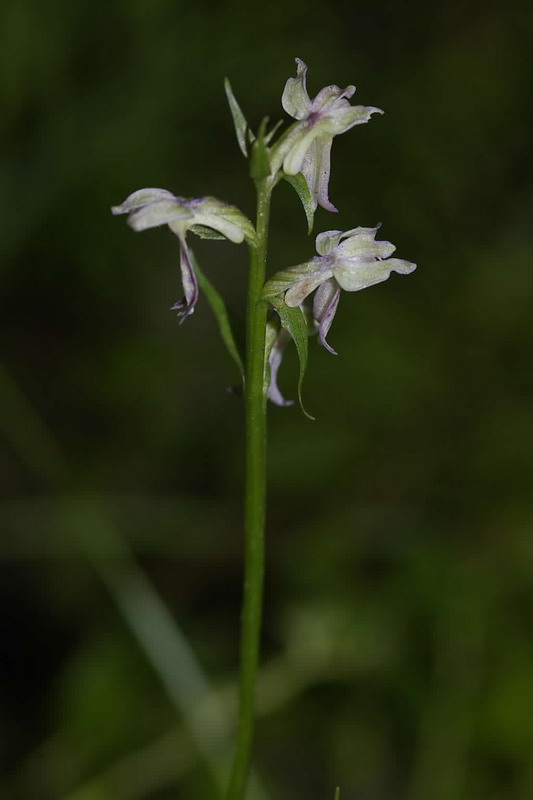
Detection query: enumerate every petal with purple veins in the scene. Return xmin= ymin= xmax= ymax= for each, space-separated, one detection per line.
xmin=111 ymin=188 xmax=177 ymax=215
xmin=311 ymin=84 xmax=355 ymax=114
xmin=267 ymin=328 xmax=294 ymax=407
xmin=301 ymin=134 xmax=338 ymax=213
xmin=128 ymin=200 xmax=192 ymax=231
xmin=171 ymin=236 xmax=199 ymax=321
xmin=313 ymin=278 xmax=341 ymax=354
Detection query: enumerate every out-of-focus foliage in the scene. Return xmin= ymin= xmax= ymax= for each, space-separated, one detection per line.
xmin=1 ymin=1 xmax=533 ymax=798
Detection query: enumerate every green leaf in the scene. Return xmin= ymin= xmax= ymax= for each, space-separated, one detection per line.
xmin=267 ymin=296 xmax=314 ymax=420
xmin=283 ymin=172 xmax=315 ymax=234
xmin=250 ymin=117 xmax=272 ymax=181
xmin=224 ymin=78 xmax=249 ymax=158
xmin=192 ymin=254 xmax=245 ymax=380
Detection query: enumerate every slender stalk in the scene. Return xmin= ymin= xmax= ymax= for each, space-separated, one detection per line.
xmin=226 ymin=180 xmax=271 ymax=800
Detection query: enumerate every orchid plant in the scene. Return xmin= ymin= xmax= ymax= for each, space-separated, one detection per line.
xmin=113 ymin=58 xmax=416 ymax=800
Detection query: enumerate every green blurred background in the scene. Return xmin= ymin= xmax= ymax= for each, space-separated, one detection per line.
xmin=2 ymin=1 xmax=533 ymax=798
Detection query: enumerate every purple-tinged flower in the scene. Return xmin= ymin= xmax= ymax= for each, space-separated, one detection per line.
xmin=263 ymin=225 xmax=416 ymax=354
xmin=272 ymin=59 xmax=383 ymax=212
xmin=112 ymin=189 xmax=255 ymax=321
xmin=265 ymin=307 xmax=317 ymax=407
xmin=265 ymin=322 xmax=294 ymax=407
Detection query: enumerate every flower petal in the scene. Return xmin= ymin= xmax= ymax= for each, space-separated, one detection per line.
xmin=315 ymin=230 xmax=344 ymax=256
xmin=301 ymin=134 xmax=338 ymax=213
xmin=333 ymin=256 xmax=416 ymax=292
xmin=336 ymin=228 xmax=395 ymax=259
xmin=128 ymin=200 xmax=192 ymax=231
xmin=282 ymin=58 xmax=312 ymax=121
xmin=317 ymin=225 xmax=389 ymax=256
xmin=313 ymin=278 xmax=341 ymax=355
xmin=311 ymin=84 xmax=355 ymax=114
xmin=321 ymin=104 xmax=384 ymax=135
xmin=267 ymin=327 xmax=294 ymax=407
xmin=170 ymin=237 xmax=199 ymax=321
xmin=111 ymin=188 xmax=177 ymax=215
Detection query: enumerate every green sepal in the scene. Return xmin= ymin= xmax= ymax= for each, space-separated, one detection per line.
xmin=264 ymin=119 xmax=284 ymax=145
xmin=192 ymin=253 xmax=245 ymax=380
xmin=282 ymin=172 xmax=315 ymax=234
xmin=224 ymin=77 xmax=249 ymax=158
xmin=190 ymin=224 xmax=227 ymax=241
xmin=250 ymin=117 xmax=272 ymax=181
xmin=267 ymin=296 xmax=314 ymax=420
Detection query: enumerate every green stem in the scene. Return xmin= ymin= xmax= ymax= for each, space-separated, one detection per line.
xmin=226 ymin=181 xmax=271 ymax=800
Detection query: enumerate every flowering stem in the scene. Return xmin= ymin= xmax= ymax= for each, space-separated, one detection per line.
xmin=226 ymin=179 xmax=271 ymax=800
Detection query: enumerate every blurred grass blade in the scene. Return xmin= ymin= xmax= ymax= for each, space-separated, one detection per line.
xmin=0 ymin=363 xmax=268 ymax=799
xmin=65 ymin=493 xmax=231 ymax=793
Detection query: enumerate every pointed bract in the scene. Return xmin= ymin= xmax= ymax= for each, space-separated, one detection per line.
xmin=224 ymin=77 xmax=250 ymax=157
xmin=265 ymin=323 xmax=294 ymax=407
xmin=313 ymin=279 xmax=341 ymax=355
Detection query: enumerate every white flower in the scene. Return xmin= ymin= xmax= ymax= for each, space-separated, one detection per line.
xmin=112 ymin=189 xmax=254 ymax=320
xmin=263 ymin=225 xmax=416 ymax=353
xmin=272 ymin=59 xmax=383 ymax=212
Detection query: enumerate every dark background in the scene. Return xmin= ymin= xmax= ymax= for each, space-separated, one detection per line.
xmin=2 ymin=1 xmax=533 ymax=798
